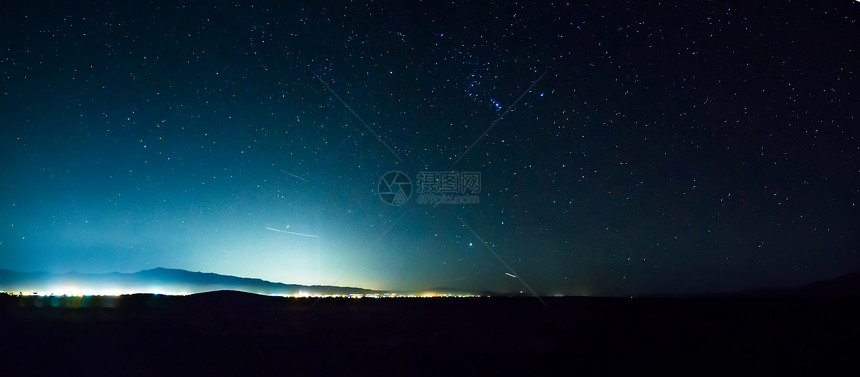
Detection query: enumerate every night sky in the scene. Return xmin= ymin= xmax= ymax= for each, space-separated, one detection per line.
xmin=1 ymin=1 xmax=857 ymax=296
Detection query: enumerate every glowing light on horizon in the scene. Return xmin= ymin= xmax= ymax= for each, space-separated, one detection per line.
xmin=33 ymin=286 xmax=191 ymax=297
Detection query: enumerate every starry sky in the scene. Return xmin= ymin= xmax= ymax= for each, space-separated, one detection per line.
xmin=1 ymin=1 xmax=857 ymax=296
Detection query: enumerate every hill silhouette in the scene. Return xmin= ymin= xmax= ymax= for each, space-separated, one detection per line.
xmin=741 ymin=271 xmax=860 ymax=297
xmin=0 ymin=268 xmax=382 ymax=296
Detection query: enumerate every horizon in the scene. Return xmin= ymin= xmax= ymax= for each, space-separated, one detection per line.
xmin=3 ymin=265 xmax=857 ymax=299
xmin=0 ymin=266 xmax=491 ymax=297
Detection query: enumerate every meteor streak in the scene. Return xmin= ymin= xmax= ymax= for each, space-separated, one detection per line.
xmin=266 ymin=227 xmax=319 ymax=238
xmin=280 ymin=169 xmax=309 ymax=182
xmin=505 ymin=272 xmax=516 ymax=278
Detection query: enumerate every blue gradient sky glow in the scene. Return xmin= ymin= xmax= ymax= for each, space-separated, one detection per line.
xmin=1 ymin=1 xmax=858 ymax=296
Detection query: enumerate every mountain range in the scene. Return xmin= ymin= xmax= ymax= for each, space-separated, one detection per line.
xmin=2 ymin=267 xmax=859 ymax=297
xmin=0 ymin=268 xmax=383 ymax=297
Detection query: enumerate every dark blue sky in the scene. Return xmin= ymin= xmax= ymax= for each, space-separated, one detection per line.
xmin=1 ymin=1 xmax=857 ymax=296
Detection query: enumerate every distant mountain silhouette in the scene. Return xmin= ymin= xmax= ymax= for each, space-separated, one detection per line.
xmin=742 ymin=272 xmax=860 ymax=297
xmin=642 ymin=272 xmax=860 ymax=298
xmin=0 ymin=268 xmax=382 ymax=296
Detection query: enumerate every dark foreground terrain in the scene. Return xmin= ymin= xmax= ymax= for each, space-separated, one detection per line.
xmin=1 ymin=292 xmax=858 ymax=376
